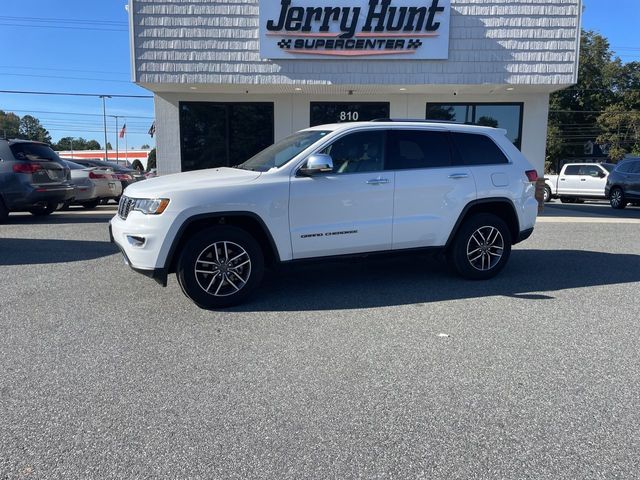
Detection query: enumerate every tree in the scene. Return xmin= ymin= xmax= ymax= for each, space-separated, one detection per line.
xmin=146 ymin=148 xmax=156 ymax=171
xmin=86 ymin=140 xmax=101 ymax=150
xmin=131 ymin=159 xmax=144 ymax=171
xmin=140 ymin=144 xmax=150 ymax=149
xmin=547 ymin=30 xmax=623 ymax=165
xmin=18 ymin=115 xmax=52 ymax=143
xmin=476 ymin=116 xmax=499 ymax=128
xmin=0 ymin=110 xmax=20 ymax=139
xmin=596 ymin=61 xmax=640 ymax=160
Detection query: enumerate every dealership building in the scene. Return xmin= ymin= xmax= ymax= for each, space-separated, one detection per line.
xmin=128 ymin=0 xmax=582 ymax=175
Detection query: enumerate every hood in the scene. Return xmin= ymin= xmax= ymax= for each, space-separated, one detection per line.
xmin=123 ymin=167 xmax=261 ymax=198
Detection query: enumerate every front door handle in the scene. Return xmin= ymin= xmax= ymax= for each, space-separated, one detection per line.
xmin=448 ymin=173 xmax=469 ymax=180
xmin=366 ymin=178 xmax=390 ymax=185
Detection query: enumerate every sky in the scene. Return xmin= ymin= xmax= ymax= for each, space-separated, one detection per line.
xmin=0 ymin=0 xmax=638 ymax=150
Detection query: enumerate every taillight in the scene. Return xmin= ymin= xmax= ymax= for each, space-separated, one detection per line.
xmin=89 ymin=171 xmax=107 ymax=179
xmin=525 ymin=170 xmax=538 ymax=182
xmin=13 ymin=163 xmax=41 ymax=174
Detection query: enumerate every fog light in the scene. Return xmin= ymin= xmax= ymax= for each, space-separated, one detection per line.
xmin=127 ymin=235 xmax=146 ymax=247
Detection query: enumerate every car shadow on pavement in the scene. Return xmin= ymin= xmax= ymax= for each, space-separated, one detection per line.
xmin=543 ymin=203 xmax=640 ymax=219
xmin=3 ymin=214 xmax=113 ymax=225
xmin=233 ymin=249 xmax=640 ymax=311
xmin=0 ymin=238 xmax=118 ymax=266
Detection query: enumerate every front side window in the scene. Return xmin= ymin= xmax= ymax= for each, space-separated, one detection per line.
xmin=320 ymin=130 xmax=385 ymax=174
xmin=564 ymin=165 xmax=581 ymax=175
xmin=426 ymin=103 xmax=523 ymax=149
xmin=450 ymin=133 xmax=509 ymax=166
xmin=386 ymin=130 xmax=451 ymax=170
xmin=629 ymin=161 xmax=640 ymax=174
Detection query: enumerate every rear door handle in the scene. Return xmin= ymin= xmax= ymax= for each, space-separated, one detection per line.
xmin=366 ymin=178 xmax=390 ymax=185
xmin=448 ymin=173 xmax=469 ymax=180
xmin=581 ymin=179 xmax=587 ymax=182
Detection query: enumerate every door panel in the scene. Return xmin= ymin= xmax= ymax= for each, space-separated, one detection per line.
xmin=289 ymin=173 xmax=394 ymax=258
xmin=393 ymin=168 xmax=475 ymax=248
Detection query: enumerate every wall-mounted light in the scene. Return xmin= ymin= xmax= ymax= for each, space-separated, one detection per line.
xmin=506 ymin=87 xmax=515 ymax=91
xmin=399 ymin=88 xmax=407 ymax=91
xmin=295 ymin=87 xmax=302 ymax=91
xmin=189 ymin=86 xmax=197 ymax=90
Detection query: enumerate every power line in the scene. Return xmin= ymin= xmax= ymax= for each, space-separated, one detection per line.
xmin=0 ymin=90 xmax=153 ymax=99
xmin=0 ymin=72 xmax=132 ymax=83
xmin=0 ymin=65 xmax=129 ymax=75
xmin=0 ymin=22 xmax=127 ymax=32
xmin=5 ymin=109 xmax=154 ymax=119
xmin=0 ymin=15 xmax=127 ymax=26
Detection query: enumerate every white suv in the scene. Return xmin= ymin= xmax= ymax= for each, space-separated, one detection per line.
xmin=110 ymin=121 xmax=539 ymax=308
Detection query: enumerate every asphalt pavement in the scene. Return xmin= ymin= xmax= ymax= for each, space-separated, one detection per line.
xmin=1 ymin=203 xmax=639 ymax=479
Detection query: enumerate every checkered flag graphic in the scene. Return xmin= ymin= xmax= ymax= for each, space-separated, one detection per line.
xmin=277 ymin=39 xmax=292 ymax=49
xmin=407 ymin=39 xmax=423 ymax=49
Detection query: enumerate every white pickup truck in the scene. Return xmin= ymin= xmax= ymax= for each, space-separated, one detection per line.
xmin=544 ymin=163 xmax=615 ymax=203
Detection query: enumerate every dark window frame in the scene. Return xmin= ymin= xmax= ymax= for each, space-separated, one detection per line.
xmin=310 ymin=101 xmax=391 ymax=127
xmin=178 ymin=101 xmax=274 ymax=172
xmin=426 ymin=102 xmax=524 ymax=150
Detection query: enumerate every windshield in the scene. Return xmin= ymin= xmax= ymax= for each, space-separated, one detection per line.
xmin=237 ymin=130 xmax=330 ymax=172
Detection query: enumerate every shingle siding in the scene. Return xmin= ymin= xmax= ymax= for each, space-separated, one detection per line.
xmin=131 ymin=0 xmax=581 ymax=86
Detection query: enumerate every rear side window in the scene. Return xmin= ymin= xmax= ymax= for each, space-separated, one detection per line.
xmin=450 ymin=133 xmax=508 ymax=166
xmin=386 ymin=130 xmax=451 ymax=170
xmin=564 ymin=165 xmax=581 ymax=175
xmin=578 ymin=165 xmax=602 ymax=176
xmin=629 ymin=161 xmax=640 ymax=174
xmin=10 ymin=143 xmax=59 ymax=162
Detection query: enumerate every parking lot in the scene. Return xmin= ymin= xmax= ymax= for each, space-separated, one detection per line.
xmin=1 ymin=202 xmax=640 ymax=478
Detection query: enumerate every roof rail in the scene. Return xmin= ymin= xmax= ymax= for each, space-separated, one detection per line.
xmin=370 ymin=118 xmax=476 ymax=125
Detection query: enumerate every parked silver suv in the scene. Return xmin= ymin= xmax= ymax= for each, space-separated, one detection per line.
xmin=0 ymin=139 xmax=74 ymax=222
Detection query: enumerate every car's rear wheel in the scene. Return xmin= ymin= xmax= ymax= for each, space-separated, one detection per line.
xmin=0 ymin=198 xmax=8 ymax=223
xmin=82 ymin=200 xmax=100 ymax=210
xmin=28 ymin=201 xmax=57 ymax=216
xmin=448 ymin=213 xmax=512 ymax=280
xmin=610 ymin=187 xmax=627 ymax=210
xmin=544 ymin=186 xmax=552 ymax=203
xmin=176 ymin=226 xmax=264 ymax=309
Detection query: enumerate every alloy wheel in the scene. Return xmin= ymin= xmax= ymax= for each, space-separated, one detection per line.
xmin=466 ymin=226 xmax=505 ymax=272
xmin=194 ymin=241 xmax=251 ymax=297
xmin=611 ymin=189 xmax=623 ymax=208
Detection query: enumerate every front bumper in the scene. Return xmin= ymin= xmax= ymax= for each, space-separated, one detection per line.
xmin=109 ymin=215 xmax=169 ymax=286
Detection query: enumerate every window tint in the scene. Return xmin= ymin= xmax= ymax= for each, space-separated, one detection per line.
xmin=450 ymin=133 xmax=508 ymax=166
xmin=180 ymin=102 xmax=274 ymax=172
xmin=629 ymin=161 xmax=640 ymax=174
xmin=63 ymin=160 xmax=86 ymax=170
xmin=10 ymin=143 xmax=60 ymax=162
xmin=578 ymin=165 xmax=602 ymax=176
xmin=321 ymin=130 xmax=385 ymax=174
xmin=563 ymin=165 xmax=580 ymax=175
xmin=386 ymin=130 xmax=451 ymax=170
xmin=426 ymin=103 xmax=523 ymax=149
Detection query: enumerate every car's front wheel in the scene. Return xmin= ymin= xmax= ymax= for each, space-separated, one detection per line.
xmin=610 ymin=187 xmax=627 ymax=210
xmin=176 ymin=226 xmax=265 ymax=309
xmin=448 ymin=213 xmax=512 ymax=280
xmin=28 ymin=201 xmax=57 ymax=216
xmin=544 ymin=186 xmax=552 ymax=203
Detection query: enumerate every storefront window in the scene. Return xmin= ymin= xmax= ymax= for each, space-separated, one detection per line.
xmin=426 ymin=103 xmax=523 ymax=149
xmin=179 ymin=102 xmax=274 ymax=172
xmin=310 ymin=102 xmax=390 ymax=126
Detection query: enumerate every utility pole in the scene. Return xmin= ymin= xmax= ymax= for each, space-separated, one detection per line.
xmin=70 ymin=137 xmax=74 ymax=159
xmin=115 ymin=116 xmax=119 ymax=163
xmin=100 ymin=95 xmax=111 ymax=162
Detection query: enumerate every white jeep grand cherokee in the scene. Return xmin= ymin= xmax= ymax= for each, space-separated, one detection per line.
xmin=110 ymin=120 xmax=538 ymax=308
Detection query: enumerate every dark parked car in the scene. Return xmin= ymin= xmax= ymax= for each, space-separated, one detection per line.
xmin=605 ymin=158 xmax=640 ymax=209
xmin=0 ymin=139 xmax=74 ymax=222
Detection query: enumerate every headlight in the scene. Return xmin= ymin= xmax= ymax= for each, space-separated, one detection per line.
xmin=132 ymin=198 xmax=170 ymax=215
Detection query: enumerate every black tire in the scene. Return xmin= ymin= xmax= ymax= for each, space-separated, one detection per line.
xmin=543 ymin=186 xmax=552 ymax=203
xmin=59 ymin=201 xmax=71 ymax=211
xmin=0 ymin=198 xmax=8 ymax=223
xmin=28 ymin=201 xmax=57 ymax=216
xmin=560 ymin=197 xmax=575 ymax=204
xmin=82 ymin=200 xmax=100 ymax=210
xmin=447 ymin=213 xmax=512 ymax=280
xmin=176 ymin=226 xmax=265 ymax=309
xmin=610 ymin=187 xmax=627 ymax=210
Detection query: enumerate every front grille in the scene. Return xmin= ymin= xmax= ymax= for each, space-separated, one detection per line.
xmin=118 ymin=196 xmax=135 ymax=220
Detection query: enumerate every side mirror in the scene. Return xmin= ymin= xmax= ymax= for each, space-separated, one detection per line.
xmin=299 ymin=153 xmax=333 ymax=176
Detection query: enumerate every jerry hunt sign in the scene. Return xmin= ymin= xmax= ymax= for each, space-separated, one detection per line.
xmin=259 ymin=0 xmax=450 ymax=59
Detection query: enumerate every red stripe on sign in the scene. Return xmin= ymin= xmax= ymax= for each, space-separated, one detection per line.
xmin=354 ymin=32 xmax=439 ymax=38
xmin=285 ymin=49 xmax=416 ymax=56
xmin=266 ymin=32 xmax=340 ymax=38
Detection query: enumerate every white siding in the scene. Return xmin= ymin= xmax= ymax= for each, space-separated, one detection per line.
xmin=131 ymin=0 xmax=581 ymax=87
